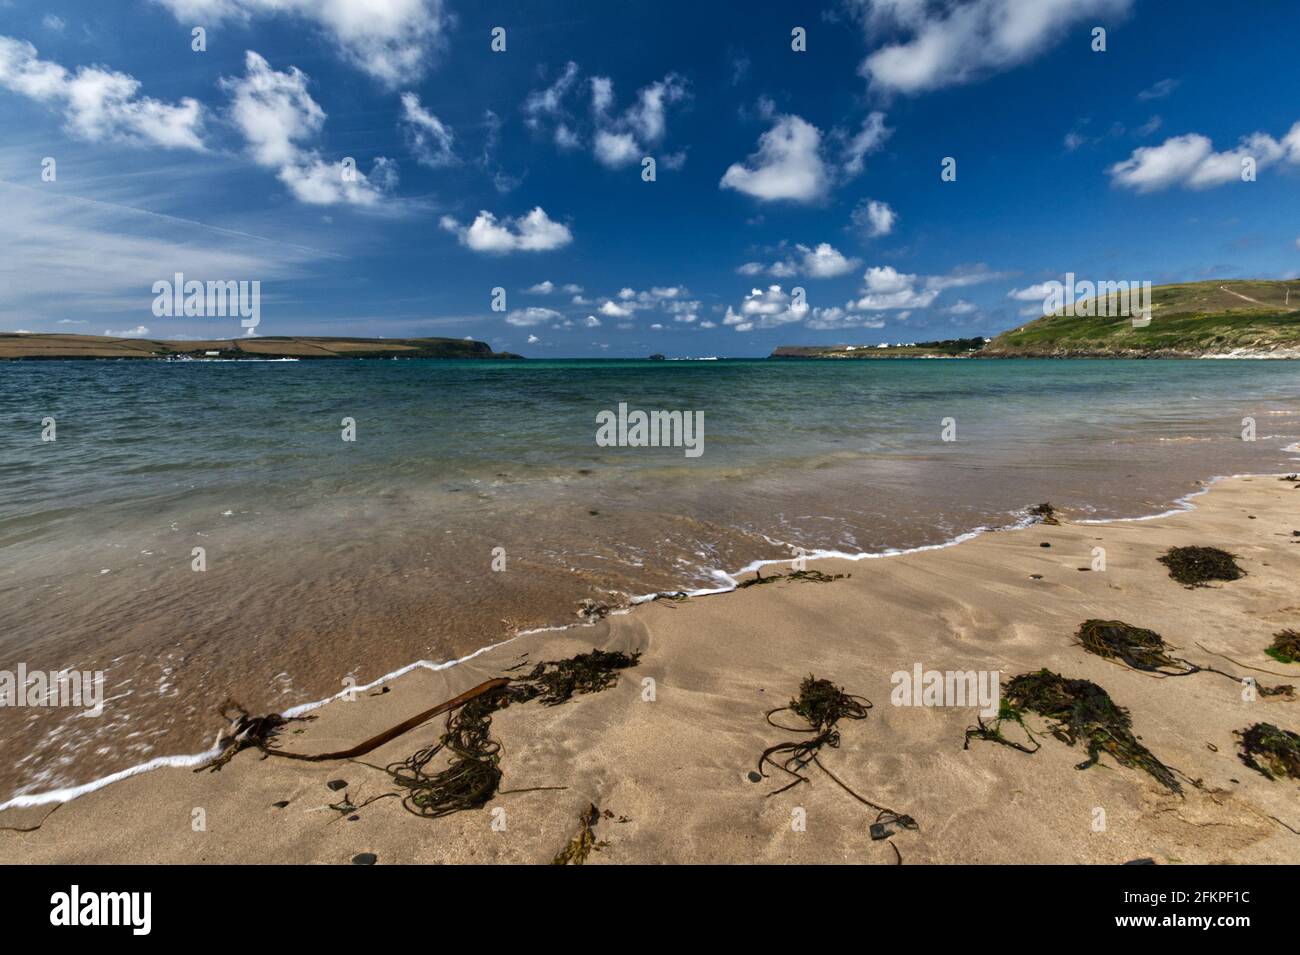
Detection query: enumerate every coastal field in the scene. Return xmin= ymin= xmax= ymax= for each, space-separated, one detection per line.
xmin=4 ymin=474 xmax=1298 ymax=864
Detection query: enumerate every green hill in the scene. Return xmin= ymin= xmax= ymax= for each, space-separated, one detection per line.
xmin=985 ymin=279 xmax=1300 ymax=358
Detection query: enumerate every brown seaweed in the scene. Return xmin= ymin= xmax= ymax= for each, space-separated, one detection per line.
xmin=1157 ymin=546 xmax=1244 ymax=588
xmin=965 ymin=669 xmax=1183 ymax=793
xmin=550 ymin=803 xmax=608 ymax=865
xmin=1235 ymin=723 xmax=1300 ymax=780
xmin=758 ymin=676 xmax=916 ymax=858
xmin=737 ymin=568 xmax=849 ymax=589
xmin=1028 ymin=502 xmax=1060 ymax=525
xmin=1076 ymin=619 xmax=1195 ymax=676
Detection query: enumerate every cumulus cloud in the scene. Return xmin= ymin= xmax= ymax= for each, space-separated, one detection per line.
xmin=850 ymin=263 xmax=1008 ymax=311
xmin=0 ymin=36 xmax=205 ymax=149
xmin=221 ymin=51 xmax=392 ymax=205
xmin=721 ymin=115 xmax=830 ymax=202
xmin=505 ymin=307 xmax=562 ymax=327
xmin=722 ymin=285 xmax=810 ymax=332
xmin=722 ymin=111 xmax=889 ymax=203
xmin=1108 ymin=123 xmax=1300 ymax=192
xmin=103 ymin=325 xmax=151 ymax=337
xmin=857 ymin=0 xmax=1132 ymax=95
xmin=523 ymin=63 xmax=687 ymax=168
xmin=852 ymin=198 xmax=896 ymax=238
xmin=399 ymin=91 xmax=455 ymax=167
xmin=751 ymin=243 xmax=862 ymax=279
xmin=439 ymin=207 xmax=573 ymax=253
xmin=152 ymin=0 xmax=449 ymax=87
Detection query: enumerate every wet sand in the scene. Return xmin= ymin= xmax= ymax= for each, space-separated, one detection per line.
xmin=4 ymin=474 xmax=1298 ymax=864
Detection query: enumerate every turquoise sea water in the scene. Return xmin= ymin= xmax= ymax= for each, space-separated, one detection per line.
xmin=2 ymin=357 xmax=1299 ymax=800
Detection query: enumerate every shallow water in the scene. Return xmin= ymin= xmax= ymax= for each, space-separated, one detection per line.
xmin=2 ymin=357 xmax=1298 ymax=802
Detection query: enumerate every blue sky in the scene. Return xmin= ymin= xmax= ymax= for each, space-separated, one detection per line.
xmin=1 ymin=0 xmax=1298 ymax=357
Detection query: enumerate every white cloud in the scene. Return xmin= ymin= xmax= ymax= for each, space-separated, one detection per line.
xmin=42 ymin=15 xmax=66 ymax=32
xmin=1007 ymin=281 xmax=1056 ymax=302
xmin=841 ymin=112 xmax=891 ymax=176
xmin=755 ymin=243 xmax=861 ymax=279
xmin=583 ymin=315 xmax=601 ymax=327
xmin=0 ymin=36 xmax=205 ymax=150
xmin=221 ymin=51 xmax=392 ymax=205
xmin=523 ymin=61 xmax=580 ymax=128
xmin=439 ymin=207 xmax=573 ymax=253
xmin=399 ymin=91 xmax=454 ymax=167
xmin=593 ymin=130 xmax=640 ymax=167
xmin=0 ymin=179 xmax=328 ymax=325
xmin=1108 ymin=123 xmax=1300 ymax=192
xmin=805 ymin=307 xmax=885 ymax=331
xmin=721 ymin=115 xmax=829 ymax=202
xmin=599 ymin=300 xmax=634 ymax=318
xmin=722 ymin=285 xmax=810 ymax=331
xmin=852 ymin=198 xmax=896 ymax=238
xmin=527 ymin=333 xmax=540 ymax=343
xmin=1137 ymin=78 xmax=1179 ymax=101
xmin=506 ymin=307 xmax=561 ymax=327
xmin=526 ymin=280 xmax=555 ymax=294
xmin=104 ymin=325 xmax=150 ymax=337
xmin=152 ymin=0 xmax=449 ymax=87
xmin=946 ymin=300 xmax=977 ymax=315
xmin=849 ymin=263 xmax=1007 ymax=311
xmin=858 ymin=0 xmax=1132 ymax=95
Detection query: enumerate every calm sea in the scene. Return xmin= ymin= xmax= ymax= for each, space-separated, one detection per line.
xmin=2 ymin=357 xmax=1299 ymax=802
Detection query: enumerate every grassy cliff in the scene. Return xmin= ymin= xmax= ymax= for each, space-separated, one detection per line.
xmin=984 ymin=280 xmax=1300 ymax=358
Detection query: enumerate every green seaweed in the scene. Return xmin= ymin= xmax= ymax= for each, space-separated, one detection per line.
xmin=1157 ymin=546 xmax=1244 ymax=588
xmin=965 ymin=669 xmax=1182 ymax=793
xmin=1235 ymin=722 xmax=1300 ymax=780
xmin=1266 ymin=630 xmax=1300 ymax=665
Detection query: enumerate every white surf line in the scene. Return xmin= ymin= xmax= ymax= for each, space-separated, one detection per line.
xmin=6 ymin=454 xmax=1298 ymax=812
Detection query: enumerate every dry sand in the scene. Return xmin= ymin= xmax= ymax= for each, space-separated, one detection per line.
xmin=4 ymin=475 xmax=1299 ymax=864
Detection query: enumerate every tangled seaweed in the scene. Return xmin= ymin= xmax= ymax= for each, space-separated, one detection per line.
xmin=385 ymin=649 xmax=641 ymax=818
xmin=1074 ymin=619 xmax=1294 ymax=698
xmin=1266 ymin=630 xmax=1300 ymax=665
xmin=1029 ymin=502 xmax=1060 ymax=525
xmin=1235 ymin=723 xmax=1300 ymax=780
xmin=1157 ymin=546 xmax=1244 ymax=588
xmin=387 ymin=685 xmax=511 ymax=818
xmin=758 ymin=676 xmax=916 ymax=859
xmin=737 ymin=568 xmax=849 ymax=589
xmin=551 ymin=803 xmax=608 ymax=865
xmin=965 ymin=669 xmax=1183 ymax=793
xmin=1076 ymin=619 xmax=1195 ymax=676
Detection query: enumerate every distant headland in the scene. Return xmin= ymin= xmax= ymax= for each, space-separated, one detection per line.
xmin=0 ymin=334 xmax=523 ymax=361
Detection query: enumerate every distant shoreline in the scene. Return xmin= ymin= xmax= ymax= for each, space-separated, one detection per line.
xmin=0 ymin=333 xmax=522 ymax=361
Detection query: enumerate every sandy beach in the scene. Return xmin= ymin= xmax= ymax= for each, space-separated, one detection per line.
xmin=3 ymin=474 xmax=1297 ymax=865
